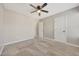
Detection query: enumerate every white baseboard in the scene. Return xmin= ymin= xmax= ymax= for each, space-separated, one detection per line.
xmin=43 ymin=37 xmax=79 ymax=47
xmin=3 ymin=38 xmax=33 ymax=46
xmin=55 ymin=39 xmax=79 ymax=47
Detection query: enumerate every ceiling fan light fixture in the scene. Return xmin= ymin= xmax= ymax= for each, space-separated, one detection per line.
xmin=37 ymin=10 xmax=41 ymax=13
xmin=30 ymin=3 xmax=48 ymax=16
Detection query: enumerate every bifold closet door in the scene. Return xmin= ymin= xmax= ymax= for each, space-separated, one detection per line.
xmin=38 ymin=22 xmax=44 ymax=39
xmin=67 ymin=11 xmax=79 ymax=45
xmin=43 ymin=17 xmax=54 ymax=39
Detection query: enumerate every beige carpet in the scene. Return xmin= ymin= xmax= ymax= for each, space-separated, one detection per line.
xmin=1 ymin=39 xmax=79 ymax=56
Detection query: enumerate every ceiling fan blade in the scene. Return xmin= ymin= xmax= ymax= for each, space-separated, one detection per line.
xmin=41 ymin=3 xmax=47 ymax=8
xmin=30 ymin=4 xmax=37 ymax=9
xmin=41 ymin=10 xmax=48 ymax=13
xmin=31 ymin=10 xmax=38 ymax=13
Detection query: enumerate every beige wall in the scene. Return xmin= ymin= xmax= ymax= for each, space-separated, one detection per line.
xmin=0 ymin=4 xmax=39 ymax=45
xmin=3 ymin=9 xmax=38 ymax=44
xmin=0 ymin=4 xmax=4 ymax=45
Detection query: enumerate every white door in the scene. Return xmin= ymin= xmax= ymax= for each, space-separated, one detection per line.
xmin=55 ymin=15 xmax=67 ymax=42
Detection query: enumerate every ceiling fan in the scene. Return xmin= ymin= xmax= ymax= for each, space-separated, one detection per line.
xmin=30 ymin=3 xmax=48 ymax=16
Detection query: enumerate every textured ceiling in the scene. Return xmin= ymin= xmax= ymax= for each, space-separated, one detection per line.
xmin=3 ymin=3 xmax=79 ymax=19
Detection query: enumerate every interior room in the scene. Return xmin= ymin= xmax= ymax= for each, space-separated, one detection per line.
xmin=0 ymin=3 xmax=79 ymax=56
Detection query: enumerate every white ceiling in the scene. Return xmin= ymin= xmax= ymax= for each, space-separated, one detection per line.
xmin=3 ymin=3 xmax=79 ymax=19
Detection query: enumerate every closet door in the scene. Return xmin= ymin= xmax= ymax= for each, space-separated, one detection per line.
xmin=43 ymin=17 xmax=54 ymax=39
xmin=38 ymin=22 xmax=44 ymax=39
xmin=54 ymin=15 xmax=67 ymax=42
xmin=67 ymin=11 xmax=79 ymax=45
